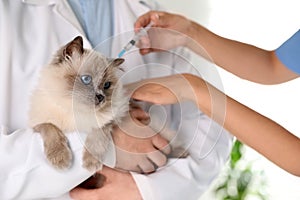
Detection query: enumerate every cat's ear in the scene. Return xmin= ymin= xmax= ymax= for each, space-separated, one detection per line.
xmin=108 ymin=58 xmax=125 ymax=71
xmin=63 ymin=36 xmax=84 ymax=61
xmin=108 ymin=58 xmax=124 ymax=67
xmin=111 ymin=58 xmax=125 ymax=66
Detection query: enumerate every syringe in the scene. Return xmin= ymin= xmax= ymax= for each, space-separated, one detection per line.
xmin=118 ymin=22 xmax=154 ymax=58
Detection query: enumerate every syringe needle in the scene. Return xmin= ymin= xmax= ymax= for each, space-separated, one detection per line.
xmin=118 ymin=22 xmax=154 ymax=58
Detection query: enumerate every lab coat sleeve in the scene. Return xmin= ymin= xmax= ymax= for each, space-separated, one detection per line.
xmin=0 ymin=127 xmax=116 ymax=200
xmin=131 ymin=106 xmax=233 ymax=200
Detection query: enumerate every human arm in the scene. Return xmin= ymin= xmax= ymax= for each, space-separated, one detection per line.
xmin=135 ymin=11 xmax=299 ymax=84
xmin=0 ymin=128 xmax=93 ymax=199
xmin=129 ymin=73 xmax=300 ymax=176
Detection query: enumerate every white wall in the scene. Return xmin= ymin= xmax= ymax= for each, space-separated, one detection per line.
xmin=158 ymin=0 xmax=300 ymax=199
xmin=158 ymin=0 xmax=211 ymax=26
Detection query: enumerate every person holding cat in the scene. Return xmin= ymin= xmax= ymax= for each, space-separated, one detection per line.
xmin=126 ymin=11 xmax=300 ymax=176
xmin=0 ymin=1 xmax=232 ymax=200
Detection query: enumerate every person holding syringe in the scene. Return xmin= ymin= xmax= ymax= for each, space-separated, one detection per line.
xmin=129 ymin=11 xmax=300 ymax=176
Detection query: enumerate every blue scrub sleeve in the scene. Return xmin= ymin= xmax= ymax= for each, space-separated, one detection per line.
xmin=275 ymin=29 xmax=300 ymax=74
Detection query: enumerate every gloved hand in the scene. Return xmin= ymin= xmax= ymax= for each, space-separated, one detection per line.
xmin=113 ymin=106 xmax=171 ymax=173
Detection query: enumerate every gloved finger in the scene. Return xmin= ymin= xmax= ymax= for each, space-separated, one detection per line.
xmin=115 ymin=161 xmax=142 ymax=173
xmin=117 ymin=117 xmax=156 ymax=138
xmin=130 ymin=165 xmax=143 ymax=174
xmin=152 ymin=135 xmax=172 ymax=155
xmin=114 ymin=147 xmax=144 ymax=173
xmin=147 ymin=150 xmax=167 ymax=168
xmin=137 ymin=157 xmax=156 ymax=174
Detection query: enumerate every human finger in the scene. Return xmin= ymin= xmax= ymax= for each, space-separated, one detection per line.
xmin=134 ymin=11 xmax=161 ymax=31
xmin=138 ymin=157 xmax=156 ymax=173
xmin=128 ymin=84 xmax=159 ymax=103
xmin=136 ymin=35 xmax=153 ymax=55
xmin=131 ymin=84 xmax=176 ymax=105
xmin=147 ymin=150 xmax=168 ymax=168
xmin=152 ymin=134 xmax=171 ymax=155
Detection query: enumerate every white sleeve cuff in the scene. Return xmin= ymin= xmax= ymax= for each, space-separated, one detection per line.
xmin=130 ymin=171 xmax=155 ymax=200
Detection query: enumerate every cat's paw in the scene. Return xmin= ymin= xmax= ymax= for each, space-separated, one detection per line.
xmin=45 ymin=141 xmax=73 ymax=169
xmin=82 ymin=150 xmax=103 ymax=172
xmin=34 ymin=123 xmax=73 ymax=170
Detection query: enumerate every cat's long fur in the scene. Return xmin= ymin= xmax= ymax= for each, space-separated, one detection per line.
xmin=28 ymin=36 xmax=128 ymax=171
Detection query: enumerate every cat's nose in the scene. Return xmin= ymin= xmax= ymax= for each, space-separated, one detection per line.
xmin=96 ymin=94 xmax=105 ymax=103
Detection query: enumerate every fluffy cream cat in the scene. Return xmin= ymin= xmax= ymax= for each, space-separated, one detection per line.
xmin=28 ymin=36 xmax=128 ymax=171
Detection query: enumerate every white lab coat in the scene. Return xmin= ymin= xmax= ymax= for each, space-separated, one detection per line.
xmin=0 ymin=0 xmax=232 ymax=199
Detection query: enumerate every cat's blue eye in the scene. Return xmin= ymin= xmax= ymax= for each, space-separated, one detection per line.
xmin=80 ymin=75 xmax=92 ymax=85
xmin=103 ymin=81 xmax=111 ymax=90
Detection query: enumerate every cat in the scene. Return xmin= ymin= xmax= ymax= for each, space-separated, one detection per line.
xmin=28 ymin=36 xmax=128 ymax=171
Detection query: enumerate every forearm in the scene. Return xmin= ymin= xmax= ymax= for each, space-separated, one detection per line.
xmin=136 ymin=11 xmax=298 ymax=83
xmin=188 ymin=74 xmax=300 ymax=176
xmin=186 ymin=22 xmax=297 ymax=84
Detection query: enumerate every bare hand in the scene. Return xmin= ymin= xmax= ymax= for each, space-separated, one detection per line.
xmin=126 ymin=73 xmax=200 ymax=105
xmin=134 ymin=11 xmax=193 ymax=55
xmin=70 ymin=167 xmax=142 ymax=200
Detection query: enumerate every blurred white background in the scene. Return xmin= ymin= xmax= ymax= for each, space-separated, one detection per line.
xmin=159 ymin=0 xmax=300 ymax=199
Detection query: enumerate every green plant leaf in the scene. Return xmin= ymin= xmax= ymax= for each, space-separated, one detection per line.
xmin=230 ymin=140 xmax=242 ymax=168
